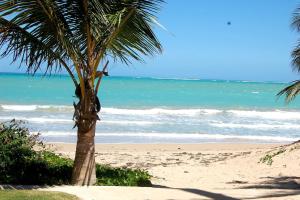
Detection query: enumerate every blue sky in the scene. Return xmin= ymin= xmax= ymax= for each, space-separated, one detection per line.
xmin=1 ymin=0 xmax=300 ymax=82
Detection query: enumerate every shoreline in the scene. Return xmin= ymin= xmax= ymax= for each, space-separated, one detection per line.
xmin=42 ymin=136 xmax=296 ymax=144
xmin=48 ymin=142 xmax=283 ymax=149
xmin=47 ymin=141 xmax=290 ymax=144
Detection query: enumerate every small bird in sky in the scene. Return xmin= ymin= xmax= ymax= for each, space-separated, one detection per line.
xmin=227 ymin=21 xmax=231 ymax=26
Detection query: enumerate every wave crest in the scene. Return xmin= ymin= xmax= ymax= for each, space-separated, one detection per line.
xmin=2 ymin=104 xmax=300 ymax=120
xmin=1 ymin=105 xmax=73 ymax=112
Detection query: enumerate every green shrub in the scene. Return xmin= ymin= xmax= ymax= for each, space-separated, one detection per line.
xmin=96 ymin=164 xmax=152 ymax=186
xmin=0 ymin=120 xmax=42 ymax=184
xmin=0 ymin=120 xmax=151 ymax=186
xmin=0 ymin=120 xmax=72 ymax=185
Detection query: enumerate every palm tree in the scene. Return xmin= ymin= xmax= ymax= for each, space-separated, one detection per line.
xmin=0 ymin=0 xmax=163 ymax=185
xmin=278 ymin=7 xmax=300 ymax=102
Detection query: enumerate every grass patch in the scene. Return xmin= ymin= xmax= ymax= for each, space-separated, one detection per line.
xmin=0 ymin=120 xmax=151 ymax=186
xmin=0 ymin=190 xmax=79 ymax=200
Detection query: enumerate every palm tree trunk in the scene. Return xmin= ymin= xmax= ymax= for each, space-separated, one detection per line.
xmin=71 ymin=83 xmax=98 ymax=185
xmin=71 ymin=121 xmax=97 ymax=185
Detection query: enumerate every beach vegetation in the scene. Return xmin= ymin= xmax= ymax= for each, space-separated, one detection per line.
xmin=0 ymin=120 xmax=73 ymax=185
xmin=259 ymin=148 xmax=286 ymax=165
xmin=0 ymin=191 xmax=79 ymax=200
xmin=0 ymin=0 xmax=163 ymax=185
xmin=0 ymin=120 xmax=151 ymax=186
xmin=96 ymin=164 xmax=151 ymax=186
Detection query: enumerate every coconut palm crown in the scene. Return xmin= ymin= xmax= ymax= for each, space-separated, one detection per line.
xmin=278 ymin=7 xmax=300 ymax=102
xmin=0 ymin=0 xmax=163 ymax=185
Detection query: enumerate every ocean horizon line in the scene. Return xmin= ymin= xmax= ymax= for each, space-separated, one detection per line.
xmin=0 ymin=71 xmax=290 ymax=84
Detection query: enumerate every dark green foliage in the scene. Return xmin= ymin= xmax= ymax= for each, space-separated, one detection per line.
xmin=0 ymin=120 xmax=42 ymax=184
xmin=278 ymin=7 xmax=300 ymax=102
xmin=96 ymin=164 xmax=152 ymax=186
xmin=277 ymin=80 xmax=300 ymax=103
xmin=0 ymin=120 xmax=72 ymax=185
xmin=0 ymin=120 xmax=151 ymax=186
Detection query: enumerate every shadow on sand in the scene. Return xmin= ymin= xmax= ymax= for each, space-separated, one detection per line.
xmin=239 ymin=176 xmax=300 ymax=199
xmin=152 ymin=184 xmax=240 ymax=200
xmin=153 ymin=176 xmax=300 ymax=200
xmin=238 ymin=176 xmax=300 ymax=190
xmin=1 ymin=176 xmax=300 ymax=200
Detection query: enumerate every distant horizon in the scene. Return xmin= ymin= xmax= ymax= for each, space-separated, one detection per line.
xmin=0 ymin=71 xmax=291 ymax=84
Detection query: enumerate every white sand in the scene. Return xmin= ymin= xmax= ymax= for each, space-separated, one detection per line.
xmin=41 ymin=143 xmax=300 ymax=200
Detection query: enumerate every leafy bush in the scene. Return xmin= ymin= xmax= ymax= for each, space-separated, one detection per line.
xmin=0 ymin=120 xmax=72 ymax=185
xmin=0 ymin=120 xmax=151 ymax=186
xmin=96 ymin=164 xmax=151 ymax=186
xmin=0 ymin=120 xmax=42 ymax=184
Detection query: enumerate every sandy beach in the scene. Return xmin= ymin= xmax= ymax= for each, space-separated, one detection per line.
xmin=2 ymin=0 xmax=300 ymax=199
xmin=40 ymin=142 xmax=300 ymax=200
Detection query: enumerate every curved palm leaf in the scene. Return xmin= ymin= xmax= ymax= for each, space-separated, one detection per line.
xmin=0 ymin=17 xmax=79 ymax=86
xmin=0 ymin=0 xmax=163 ymax=80
xmin=290 ymin=8 xmax=300 ymax=72
xmin=279 ymin=7 xmax=300 ymax=102
xmin=98 ymin=0 xmax=163 ymax=63
xmin=277 ymin=80 xmax=300 ymax=103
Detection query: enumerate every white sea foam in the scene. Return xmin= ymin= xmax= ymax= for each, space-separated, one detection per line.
xmin=1 ymin=104 xmax=224 ymax=116
xmin=228 ymin=110 xmax=300 ymax=120
xmin=210 ymin=123 xmax=300 ymax=130
xmin=2 ymin=104 xmax=300 ymax=142
xmin=2 ymin=103 xmax=300 ymax=122
xmin=1 ymin=105 xmax=38 ymax=111
xmin=1 ymin=104 xmax=73 ymax=112
xmin=0 ymin=116 xmax=73 ymax=123
xmin=0 ymin=116 xmax=158 ymax=125
xmin=39 ymin=131 xmax=298 ymax=142
xmin=0 ymin=105 xmax=300 ymax=121
xmin=103 ymin=120 xmax=159 ymax=125
xmin=2 ymin=104 xmax=300 ymax=121
xmin=102 ymin=108 xmax=222 ymax=116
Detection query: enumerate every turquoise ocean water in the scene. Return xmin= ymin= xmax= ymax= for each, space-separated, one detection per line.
xmin=1 ymin=73 xmax=300 ymax=143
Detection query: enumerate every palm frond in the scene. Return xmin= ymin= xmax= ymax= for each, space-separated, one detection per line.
xmin=277 ymin=80 xmax=300 ymax=103
xmin=283 ymin=7 xmax=300 ymax=102
xmin=0 ymin=17 xmax=58 ymax=71
xmin=291 ymin=45 xmax=300 ymax=72
xmin=93 ymin=0 xmax=163 ymax=66
xmin=0 ymin=1 xmax=83 ymax=69
xmin=291 ymin=7 xmax=300 ymax=31
xmin=0 ymin=0 xmax=164 ymax=82
xmin=0 ymin=15 xmax=79 ymax=86
xmin=290 ymin=7 xmax=300 ymax=72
